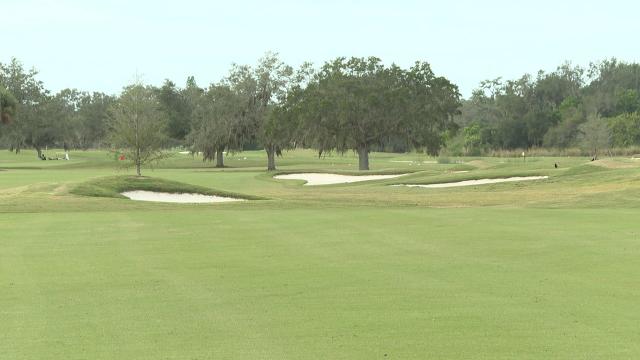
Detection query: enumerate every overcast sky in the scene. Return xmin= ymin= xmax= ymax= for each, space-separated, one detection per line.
xmin=3 ymin=0 xmax=639 ymax=97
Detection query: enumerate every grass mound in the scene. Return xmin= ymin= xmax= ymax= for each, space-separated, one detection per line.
xmin=70 ymin=175 xmax=263 ymax=200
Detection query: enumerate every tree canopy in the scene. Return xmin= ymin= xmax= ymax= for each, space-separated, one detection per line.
xmin=0 ymin=87 xmax=17 ymax=124
xmin=188 ymin=82 xmax=251 ymax=168
xmin=294 ymin=57 xmax=461 ymax=170
xmin=456 ymin=58 xmax=640 ymax=154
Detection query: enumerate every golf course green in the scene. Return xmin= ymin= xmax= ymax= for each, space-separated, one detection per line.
xmin=2 ymin=149 xmax=640 ymax=359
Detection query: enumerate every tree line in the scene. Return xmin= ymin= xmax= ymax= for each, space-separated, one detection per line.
xmin=0 ymin=59 xmax=114 ymax=157
xmin=3 ymin=55 xmax=640 ymax=174
xmin=0 ymin=53 xmax=461 ymax=172
xmin=455 ymin=59 xmax=640 ymax=157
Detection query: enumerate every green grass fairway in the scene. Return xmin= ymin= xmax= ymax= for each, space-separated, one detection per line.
xmin=2 ymin=149 xmax=640 ymax=359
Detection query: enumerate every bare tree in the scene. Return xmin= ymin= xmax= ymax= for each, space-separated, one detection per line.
xmin=109 ymin=83 xmax=168 ymax=176
xmin=578 ymin=115 xmax=610 ymax=159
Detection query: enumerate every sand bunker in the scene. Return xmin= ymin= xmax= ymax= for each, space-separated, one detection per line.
xmin=390 ymin=160 xmax=437 ymax=164
xmin=121 ymin=190 xmax=245 ymax=203
xmin=274 ymin=173 xmax=407 ymax=186
xmin=396 ymin=176 xmax=548 ymax=189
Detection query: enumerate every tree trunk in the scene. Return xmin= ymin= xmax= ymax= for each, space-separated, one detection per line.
xmin=36 ymin=147 xmax=42 ymax=159
xmin=357 ymin=145 xmax=369 ymax=171
xmin=135 ymin=112 xmax=141 ymax=176
xmin=266 ymin=147 xmax=276 ymax=171
xmin=215 ymin=147 xmax=225 ymax=168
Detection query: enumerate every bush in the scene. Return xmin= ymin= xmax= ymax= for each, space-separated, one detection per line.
xmin=437 ymin=156 xmax=451 ymax=164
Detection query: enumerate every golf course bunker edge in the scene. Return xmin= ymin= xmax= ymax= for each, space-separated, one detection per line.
xmin=394 ymin=176 xmax=549 ymax=189
xmin=274 ymin=173 xmax=408 ymax=186
xmin=121 ymin=190 xmax=246 ymax=203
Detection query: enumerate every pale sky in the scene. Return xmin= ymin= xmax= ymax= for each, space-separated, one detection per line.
xmin=2 ymin=0 xmax=639 ymax=98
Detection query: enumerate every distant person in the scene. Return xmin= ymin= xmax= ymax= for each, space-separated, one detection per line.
xmin=554 ymin=163 xmax=558 ymax=168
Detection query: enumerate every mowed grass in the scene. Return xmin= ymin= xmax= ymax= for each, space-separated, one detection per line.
xmin=1 ymin=149 xmax=640 ymax=359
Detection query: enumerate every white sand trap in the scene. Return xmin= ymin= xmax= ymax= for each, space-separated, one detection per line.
xmin=389 ymin=160 xmax=437 ymax=164
xmin=121 ymin=190 xmax=245 ymax=203
xmin=274 ymin=173 xmax=407 ymax=186
xmin=396 ymin=176 xmax=548 ymax=189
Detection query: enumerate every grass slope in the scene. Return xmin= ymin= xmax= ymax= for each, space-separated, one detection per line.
xmin=70 ymin=175 xmax=264 ymax=200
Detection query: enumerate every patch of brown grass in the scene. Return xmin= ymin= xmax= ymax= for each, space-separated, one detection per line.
xmin=588 ymin=159 xmax=639 ymax=169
